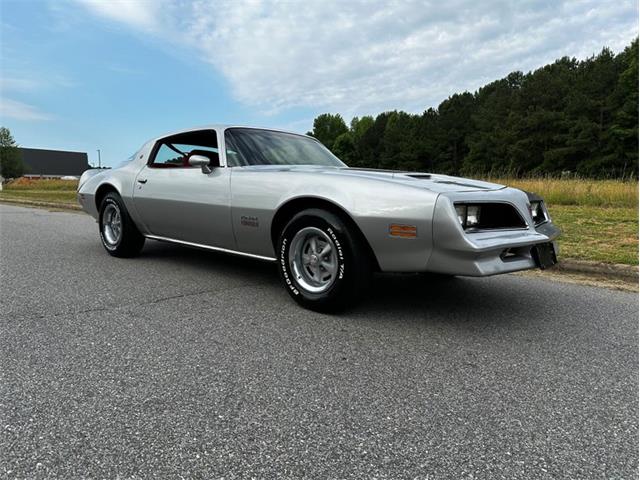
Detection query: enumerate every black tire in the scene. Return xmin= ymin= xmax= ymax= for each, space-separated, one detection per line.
xmin=277 ymin=208 xmax=371 ymax=312
xmin=98 ymin=192 xmax=145 ymax=257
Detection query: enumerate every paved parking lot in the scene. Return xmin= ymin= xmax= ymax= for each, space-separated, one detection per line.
xmin=1 ymin=204 xmax=637 ymax=479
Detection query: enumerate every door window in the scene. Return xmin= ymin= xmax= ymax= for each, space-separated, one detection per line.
xmin=149 ymin=130 xmax=219 ymax=168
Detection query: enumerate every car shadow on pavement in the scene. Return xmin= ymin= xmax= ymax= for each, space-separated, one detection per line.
xmin=356 ymin=272 xmax=532 ymax=321
xmin=139 ymin=240 xmax=538 ymax=321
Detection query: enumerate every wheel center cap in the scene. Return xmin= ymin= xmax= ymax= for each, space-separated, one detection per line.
xmin=310 ymin=254 xmax=319 ymax=265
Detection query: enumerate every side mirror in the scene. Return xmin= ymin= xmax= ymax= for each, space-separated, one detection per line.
xmin=188 ymin=154 xmax=212 ymax=174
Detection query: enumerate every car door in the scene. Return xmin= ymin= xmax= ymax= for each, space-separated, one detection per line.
xmin=131 ymin=129 xmax=235 ymax=250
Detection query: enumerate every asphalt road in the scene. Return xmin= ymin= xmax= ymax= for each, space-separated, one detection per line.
xmin=1 ymin=203 xmax=637 ymax=479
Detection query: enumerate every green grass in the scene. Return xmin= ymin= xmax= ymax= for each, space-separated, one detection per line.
xmin=0 ymin=178 xmax=78 ymax=204
xmin=492 ymin=177 xmax=639 ymax=265
xmin=1 ymin=178 xmax=637 ymax=265
xmin=491 ymin=177 xmax=638 ymax=208
xmin=0 ymin=189 xmax=78 ymax=204
xmin=5 ymin=178 xmax=79 ymax=191
xmin=548 ymin=204 xmax=638 ymax=265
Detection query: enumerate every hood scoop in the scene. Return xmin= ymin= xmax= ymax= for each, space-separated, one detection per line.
xmin=406 ymin=174 xmax=432 ymax=179
xmin=434 ymin=180 xmax=492 ymax=189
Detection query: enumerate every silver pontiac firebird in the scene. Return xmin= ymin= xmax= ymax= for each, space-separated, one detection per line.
xmin=78 ymin=125 xmax=560 ymax=311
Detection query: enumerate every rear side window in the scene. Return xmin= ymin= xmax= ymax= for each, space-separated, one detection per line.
xmin=149 ymin=130 xmax=218 ymax=168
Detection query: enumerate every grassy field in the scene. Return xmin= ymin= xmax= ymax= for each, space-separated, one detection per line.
xmin=0 ymin=178 xmax=78 ymax=204
xmin=494 ymin=177 xmax=637 ymax=208
xmin=497 ymin=177 xmax=638 ymax=265
xmin=0 ymin=189 xmax=78 ymax=203
xmin=1 ymin=177 xmax=637 ymax=265
xmin=545 ymin=205 xmax=637 ymax=265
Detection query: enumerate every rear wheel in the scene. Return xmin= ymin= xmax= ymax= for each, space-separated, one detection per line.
xmin=277 ymin=208 xmax=371 ymax=312
xmin=99 ymin=192 xmax=145 ymax=257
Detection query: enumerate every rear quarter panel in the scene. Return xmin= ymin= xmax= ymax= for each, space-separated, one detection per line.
xmin=77 ymin=145 xmax=151 ymax=228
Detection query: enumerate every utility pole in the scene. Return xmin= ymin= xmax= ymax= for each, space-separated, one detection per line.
xmin=97 ymin=149 xmax=101 ymax=168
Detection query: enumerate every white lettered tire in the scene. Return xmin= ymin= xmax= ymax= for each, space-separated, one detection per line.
xmin=277 ymin=208 xmax=371 ymax=312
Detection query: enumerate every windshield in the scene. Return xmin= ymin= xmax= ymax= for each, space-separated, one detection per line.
xmin=224 ymin=128 xmax=345 ymax=167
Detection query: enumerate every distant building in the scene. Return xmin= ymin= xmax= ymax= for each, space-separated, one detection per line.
xmin=19 ymin=148 xmax=89 ymax=178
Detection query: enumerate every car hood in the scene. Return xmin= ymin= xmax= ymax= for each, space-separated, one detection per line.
xmin=237 ymin=165 xmax=505 ymax=193
xmin=334 ymin=167 xmax=505 ymax=192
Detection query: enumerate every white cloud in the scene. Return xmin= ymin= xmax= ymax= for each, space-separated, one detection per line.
xmin=73 ymin=0 xmax=166 ymax=31
xmin=0 ymin=98 xmax=52 ymax=121
xmin=74 ymin=0 xmax=639 ymax=116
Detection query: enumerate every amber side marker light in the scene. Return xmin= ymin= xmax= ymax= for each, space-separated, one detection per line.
xmin=389 ymin=224 xmax=417 ymax=238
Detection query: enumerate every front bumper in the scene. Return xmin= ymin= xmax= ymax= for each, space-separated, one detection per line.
xmin=425 ymin=190 xmax=561 ymax=276
xmin=426 ymin=227 xmax=560 ymax=276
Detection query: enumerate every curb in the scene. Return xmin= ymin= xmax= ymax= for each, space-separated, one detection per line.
xmin=1 ymin=197 xmax=637 ymax=283
xmin=0 ymin=197 xmax=82 ymax=211
xmin=554 ymin=259 xmax=638 ymax=281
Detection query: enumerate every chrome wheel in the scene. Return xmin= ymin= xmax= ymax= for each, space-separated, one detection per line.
xmin=289 ymin=227 xmax=338 ymax=293
xmin=101 ymin=203 xmax=122 ymax=246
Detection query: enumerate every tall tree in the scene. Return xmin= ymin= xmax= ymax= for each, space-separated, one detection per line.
xmin=601 ymin=39 xmax=639 ymax=177
xmin=308 ymin=113 xmax=348 ymax=150
xmin=436 ymin=92 xmax=476 ymax=173
xmin=0 ymin=127 xmax=24 ymax=178
xmin=357 ymin=112 xmax=392 ymax=169
xmin=463 ymin=72 xmax=522 ymax=175
xmin=379 ymin=111 xmax=421 ymax=171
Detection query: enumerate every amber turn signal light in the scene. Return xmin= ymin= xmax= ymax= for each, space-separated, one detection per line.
xmin=389 ymin=224 xmax=417 ymax=238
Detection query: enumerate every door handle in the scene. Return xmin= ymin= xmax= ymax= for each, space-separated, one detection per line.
xmin=137 ymin=178 xmax=148 ymax=184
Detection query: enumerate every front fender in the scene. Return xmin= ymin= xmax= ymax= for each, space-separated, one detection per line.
xmin=230 ymin=168 xmax=438 ymax=271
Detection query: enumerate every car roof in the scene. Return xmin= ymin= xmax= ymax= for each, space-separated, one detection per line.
xmin=151 ymin=124 xmax=313 ymax=143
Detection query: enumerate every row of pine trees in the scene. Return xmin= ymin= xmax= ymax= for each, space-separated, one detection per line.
xmin=308 ymin=39 xmax=638 ymax=178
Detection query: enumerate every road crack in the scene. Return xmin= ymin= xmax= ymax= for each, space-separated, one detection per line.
xmin=1 ymin=281 xmax=273 ymax=322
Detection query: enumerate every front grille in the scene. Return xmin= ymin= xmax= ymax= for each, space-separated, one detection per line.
xmin=455 ymin=202 xmax=527 ymax=231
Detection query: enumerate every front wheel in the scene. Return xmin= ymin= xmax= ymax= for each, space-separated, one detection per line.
xmin=277 ymin=208 xmax=371 ymax=312
xmin=99 ymin=192 xmax=145 ymax=257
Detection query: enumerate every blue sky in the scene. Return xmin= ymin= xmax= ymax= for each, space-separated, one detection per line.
xmin=1 ymin=1 xmax=637 ymax=167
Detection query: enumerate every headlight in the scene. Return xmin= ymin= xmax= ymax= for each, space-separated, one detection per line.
xmin=455 ymin=204 xmax=481 ymax=229
xmin=529 ymin=201 xmax=547 ymax=225
xmin=466 ymin=205 xmax=480 ymax=227
xmin=455 ymin=204 xmax=466 ymax=226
